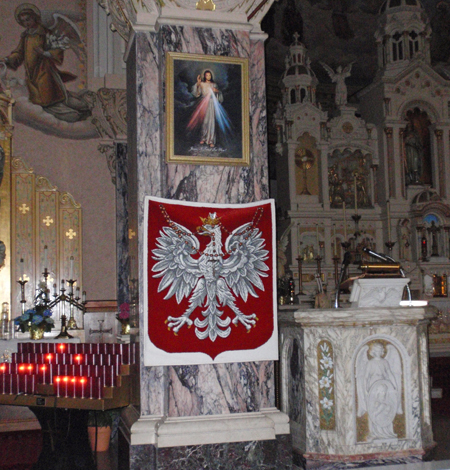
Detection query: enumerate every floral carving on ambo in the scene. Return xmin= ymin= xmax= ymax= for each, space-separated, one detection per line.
xmin=318 ymin=340 xmax=335 ymax=430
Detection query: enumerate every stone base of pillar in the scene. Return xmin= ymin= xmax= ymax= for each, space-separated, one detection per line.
xmin=293 ymin=449 xmax=426 ymax=470
xmin=120 ymin=407 xmax=292 ymax=469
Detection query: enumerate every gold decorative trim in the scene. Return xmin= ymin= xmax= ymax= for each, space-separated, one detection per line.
xmin=11 ymin=157 xmax=33 ymax=173
xmin=36 ymin=176 xmax=58 ymax=192
xmin=196 ymin=0 xmax=216 ymax=10
xmin=60 ymin=192 xmax=82 ymax=209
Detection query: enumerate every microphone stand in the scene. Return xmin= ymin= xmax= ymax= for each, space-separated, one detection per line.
xmin=334 ymin=251 xmax=352 ymax=308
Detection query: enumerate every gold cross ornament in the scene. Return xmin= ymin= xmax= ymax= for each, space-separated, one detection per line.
xmin=19 ymin=204 xmax=30 ymax=214
xmin=43 ymin=216 xmax=54 ymax=227
xmin=66 ymin=229 xmax=77 ymax=239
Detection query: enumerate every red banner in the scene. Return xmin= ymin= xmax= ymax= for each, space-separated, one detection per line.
xmin=145 ymin=197 xmax=276 ymax=363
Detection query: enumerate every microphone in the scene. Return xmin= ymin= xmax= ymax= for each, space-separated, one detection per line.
xmin=362 ymin=247 xmax=394 ymax=263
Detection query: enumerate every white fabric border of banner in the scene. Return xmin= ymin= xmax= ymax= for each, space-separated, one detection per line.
xmin=143 ymin=196 xmax=279 ymax=366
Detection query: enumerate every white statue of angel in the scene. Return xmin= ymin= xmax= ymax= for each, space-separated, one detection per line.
xmin=321 ymin=62 xmax=353 ymax=106
xmin=356 ymin=342 xmax=402 ymax=441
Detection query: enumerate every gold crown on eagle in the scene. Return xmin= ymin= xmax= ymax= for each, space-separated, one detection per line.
xmin=200 ymin=212 xmax=220 ymax=226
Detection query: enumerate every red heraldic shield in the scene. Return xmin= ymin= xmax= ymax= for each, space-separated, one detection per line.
xmin=144 ymin=197 xmax=277 ymax=365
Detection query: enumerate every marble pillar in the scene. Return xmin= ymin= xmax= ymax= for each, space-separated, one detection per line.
xmin=279 ymin=306 xmax=436 ymax=470
xmin=119 ymin=4 xmax=290 ymax=467
xmin=116 ymin=142 xmax=129 ymax=306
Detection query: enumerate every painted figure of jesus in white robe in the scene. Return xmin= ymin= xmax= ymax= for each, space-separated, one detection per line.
xmin=187 ymin=70 xmax=231 ymax=148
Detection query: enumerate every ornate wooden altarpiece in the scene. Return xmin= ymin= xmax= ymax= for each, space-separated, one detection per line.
xmin=0 ymin=89 xmax=82 ymax=325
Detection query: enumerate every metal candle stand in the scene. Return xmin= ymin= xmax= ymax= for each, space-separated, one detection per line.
xmin=17 ymin=266 xmax=86 ymax=339
xmin=352 ymin=213 xmax=361 ymax=238
xmin=332 ymin=255 xmax=340 ymax=287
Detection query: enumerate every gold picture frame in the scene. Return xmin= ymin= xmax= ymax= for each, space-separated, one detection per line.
xmin=166 ymin=52 xmax=250 ymax=166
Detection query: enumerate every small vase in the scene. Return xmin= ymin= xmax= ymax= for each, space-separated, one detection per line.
xmin=30 ymin=327 xmax=44 ymax=340
xmin=87 ymin=426 xmax=111 ymax=452
xmin=121 ymin=321 xmax=130 ymax=335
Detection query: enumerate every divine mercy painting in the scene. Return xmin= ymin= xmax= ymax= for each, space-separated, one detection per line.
xmin=166 ymin=52 xmax=249 ymax=166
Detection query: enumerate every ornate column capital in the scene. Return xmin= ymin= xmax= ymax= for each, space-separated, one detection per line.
xmin=98 ymin=0 xmax=275 ymax=40
xmin=384 ymin=127 xmax=393 ymax=137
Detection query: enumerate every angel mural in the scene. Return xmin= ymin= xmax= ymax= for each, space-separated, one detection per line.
xmin=356 ymin=342 xmax=403 ymax=442
xmin=0 ymin=3 xmax=92 ymax=126
xmin=321 ymin=62 xmax=353 ymax=106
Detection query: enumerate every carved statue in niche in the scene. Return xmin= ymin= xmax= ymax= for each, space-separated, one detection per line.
xmin=328 ymin=148 xmax=372 ymax=209
xmin=404 ymin=122 xmax=423 ymax=184
xmin=398 ymin=219 xmax=411 ymax=261
xmin=356 ymin=342 xmax=403 ymax=442
xmin=427 ymin=221 xmax=440 ymax=257
xmin=403 ymin=108 xmax=432 ymax=186
xmin=295 ymin=133 xmax=319 ymax=196
xmin=423 ymin=214 xmax=442 ymax=258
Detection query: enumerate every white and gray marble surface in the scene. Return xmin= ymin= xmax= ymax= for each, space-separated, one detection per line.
xmin=128 ymin=26 xmax=275 ymax=421
xmin=279 ymin=306 xmax=437 ymax=459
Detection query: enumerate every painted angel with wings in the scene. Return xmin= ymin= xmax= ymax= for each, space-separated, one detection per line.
xmin=1 ymin=3 xmax=90 ymax=123
xmin=152 ymin=208 xmax=269 ymax=342
xmin=320 ymin=61 xmax=353 ymax=106
xmin=356 ymin=342 xmax=403 ymax=441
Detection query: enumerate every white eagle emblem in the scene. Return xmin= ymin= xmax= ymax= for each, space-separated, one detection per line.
xmin=152 ymin=207 xmax=269 ymax=342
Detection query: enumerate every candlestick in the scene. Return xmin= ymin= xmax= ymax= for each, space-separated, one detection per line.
xmin=315 ymin=255 xmax=322 ymax=277
xmin=333 ymin=224 xmax=337 ymax=256
xmin=20 ymin=258 xmax=24 ymax=281
xmin=332 ymin=255 xmax=340 ymax=288
xmin=343 ymin=202 xmax=347 ymax=240
xmin=296 ymin=257 xmax=305 ymax=296
xmin=354 ymin=175 xmax=358 ymax=214
xmin=387 ymin=200 xmax=391 ymax=241
xmin=43 ymin=245 xmax=48 ymax=270
xmin=316 ymin=224 xmax=319 ymax=254
xmin=69 ymin=256 xmax=74 ymax=280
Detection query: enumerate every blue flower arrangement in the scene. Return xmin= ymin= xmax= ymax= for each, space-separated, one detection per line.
xmin=14 ymin=306 xmax=54 ymax=333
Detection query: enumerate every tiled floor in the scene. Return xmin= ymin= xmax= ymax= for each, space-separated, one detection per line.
xmin=429 ymin=413 xmax=450 ymax=461
xmin=1 ymin=407 xmax=449 ymax=470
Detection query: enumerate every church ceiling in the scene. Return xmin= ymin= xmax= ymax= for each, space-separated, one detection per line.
xmin=263 ymin=0 xmax=450 ymax=91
